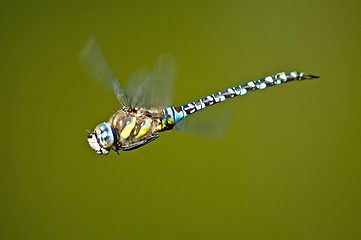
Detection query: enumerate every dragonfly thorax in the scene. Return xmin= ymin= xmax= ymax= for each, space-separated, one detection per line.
xmin=110 ymin=107 xmax=171 ymax=152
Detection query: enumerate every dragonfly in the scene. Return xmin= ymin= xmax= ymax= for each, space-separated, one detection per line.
xmin=80 ymin=36 xmax=318 ymax=155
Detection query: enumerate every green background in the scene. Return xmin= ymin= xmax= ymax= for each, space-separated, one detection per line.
xmin=1 ymin=0 xmax=360 ymax=239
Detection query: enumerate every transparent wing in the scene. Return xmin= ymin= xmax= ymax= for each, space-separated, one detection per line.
xmin=126 ymin=68 xmax=152 ymax=108
xmin=79 ymin=35 xmax=129 ymax=107
xmin=175 ymin=101 xmax=235 ymax=141
xmin=126 ymin=54 xmax=177 ymax=108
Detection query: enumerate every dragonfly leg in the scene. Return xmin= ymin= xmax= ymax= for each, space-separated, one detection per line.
xmin=120 ymin=134 xmax=159 ymax=151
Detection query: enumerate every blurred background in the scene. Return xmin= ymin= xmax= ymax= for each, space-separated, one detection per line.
xmin=1 ymin=0 xmax=360 ymax=239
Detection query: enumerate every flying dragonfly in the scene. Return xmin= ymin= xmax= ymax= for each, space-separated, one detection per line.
xmin=80 ymin=36 xmax=318 ymax=155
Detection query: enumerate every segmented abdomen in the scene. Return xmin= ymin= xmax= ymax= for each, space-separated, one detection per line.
xmin=164 ymin=71 xmax=318 ymax=126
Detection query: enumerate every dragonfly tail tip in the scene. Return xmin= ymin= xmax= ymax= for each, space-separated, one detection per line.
xmin=304 ymin=73 xmax=320 ymax=79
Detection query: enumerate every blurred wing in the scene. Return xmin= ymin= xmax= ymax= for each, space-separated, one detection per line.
xmin=174 ymin=100 xmax=235 ymax=141
xmin=126 ymin=68 xmax=152 ymax=108
xmin=127 ymin=54 xmax=177 ymax=108
xmin=79 ymin=35 xmax=129 ymax=107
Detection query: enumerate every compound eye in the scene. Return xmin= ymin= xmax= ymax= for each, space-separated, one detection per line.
xmin=95 ymin=122 xmax=114 ymax=149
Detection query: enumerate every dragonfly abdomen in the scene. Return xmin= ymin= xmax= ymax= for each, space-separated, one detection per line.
xmin=165 ymin=71 xmax=318 ymax=126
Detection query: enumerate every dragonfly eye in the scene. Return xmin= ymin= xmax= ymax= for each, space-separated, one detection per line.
xmin=87 ymin=132 xmax=109 ymax=155
xmin=95 ymin=122 xmax=114 ymax=149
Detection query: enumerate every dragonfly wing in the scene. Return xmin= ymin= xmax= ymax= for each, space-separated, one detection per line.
xmin=127 ymin=54 xmax=177 ymax=108
xmin=174 ymin=101 xmax=235 ymax=141
xmin=126 ymin=68 xmax=152 ymax=108
xmin=149 ymin=54 xmax=177 ymax=107
xmin=79 ymin=35 xmax=129 ymax=107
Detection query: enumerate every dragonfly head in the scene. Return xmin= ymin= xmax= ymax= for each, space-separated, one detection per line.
xmin=87 ymin=122 xmax=114 ymax=155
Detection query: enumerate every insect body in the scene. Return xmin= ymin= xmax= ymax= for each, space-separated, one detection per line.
xmin=81 ymin=36 xmax=318 ymax=155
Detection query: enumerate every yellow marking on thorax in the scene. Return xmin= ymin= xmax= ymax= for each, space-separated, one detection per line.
xmin=120 ymin=117 xmax=136 ymax=139
xmin=136 ymin=119 xmax=151 ymax=138
xmin=156 ymin=119 xmax=167 ymax=131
